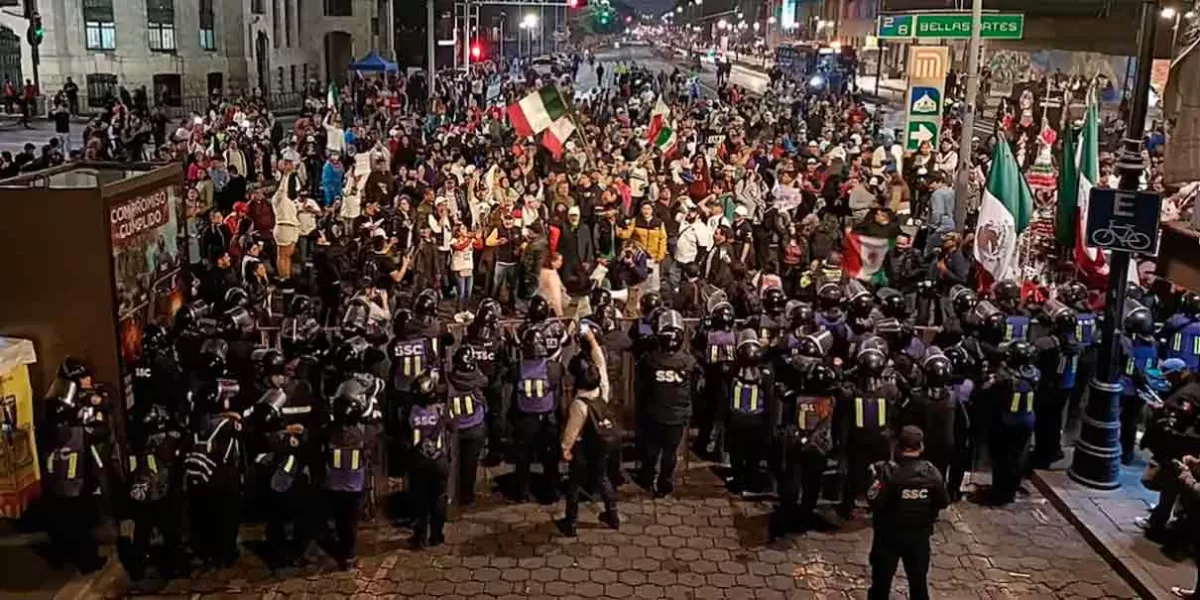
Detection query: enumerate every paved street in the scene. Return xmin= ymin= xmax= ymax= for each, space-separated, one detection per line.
xmin=136 ymin=463 xmax=1135 ymax=599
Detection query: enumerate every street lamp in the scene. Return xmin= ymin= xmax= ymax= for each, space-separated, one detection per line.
xmin=676 ymin=6 xmax=683 ymax=13
xmin=753 ymin=22 xmax=760 ymax=31
xmin=1161 ymin=6 xmax=1177 ymax=19
xmin=767 ymin=16 xmax=776 ymax=25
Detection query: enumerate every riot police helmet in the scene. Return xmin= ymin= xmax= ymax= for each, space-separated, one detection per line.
xmin=856 ymin=335 xmax=889 ymax=375
xmin=1004 ymin=340 xmax=1037 ymax=367
xmin=950 ymin=284 xmax=978 ymax=316
xmin=332 ymin=336 xmax=371 ymax=373
xmin=787 ymin=301 xmax=815 ymax=331
xmin=803 ymin=362 xmax=838 ymax=394
xmin=476 ymin=298 xmax=502 ymax=326
xmin=251 ymin=348 xmax=287 ymax=385
xmin=991 ymin=280 xmax=1021 ymax=311
xmin=191 ymin=380 xmax=226 ymax=414
xmin=762 ymin=287 xmax=787 ymax=316
xmin=453 ymin=345 xmax=478 ymax=373
xmin=817 ymin=282 xmax=843 ymax=312
xmin=1123 ymin=299 xmax=1154 ymax=335
xmin=287 ymin=294 xmax=315 ymax=318
xmin=640 ymin=291 xmax=664 ymax=319
xmin=223 ymin=286 xmax=250 ymax=310
xmin=1182 ymin=292 xmax=1200 ymax=318
xmin=877 ymin=288 xmax=907 ymax=318
xmin=845 ymin=280 xmax=873 ymax=317
xmin=391 ymin=308 xmax=413 ymax=338
xmin=1058 ymin=281 xmax=1089 ymax=308
xmin=414 ymin=289 xmax=438 ymax=318
xmin=972 ymin=300 xmax=1005 ymax=333
xmin=656 ymin=309 xmax=686 ymax=351
xmin=921 ymin=348 xmax=953 ymax=387
xmin=735 ymin=329 xmax=763 ymax=364
xmin=527 ymin=295 xmax=551 ymax=324
xmin=798 ymin=329 xmax=835 ymax=358
xmin=58 ymin=356 xmax=92 ymax=383
xmin=1042 ymin=298 xmax=1078 ymax=336
xmin=1126 ymin=282 xmax=1146 ymax=302
xmin=589 ymin=287 xmax=613 ymax=314
xmin=142 ymin=324 xmax=171 ymax=352
xmin=280 ymin=316 xmax=322 ymax=357
xmin=141 ymin=403 xmax=172 ymax=434
xmin=331 ymin=379 xmax=368 ymax=424
xmin=521 ymin=326 xmax=550 ymax=358
xmin=876 ymin=317 xmax=913 ymax=347
xmin=250 ymin=388 xmax=289 ymax=428
xmin=708 ymin=290 xmax=735 ymax=328
xmin=198 ymin=338 xmax=229 ymax=376
xmin=173 ymin=300 xmax=211 ymax=333
xmin=221 ymin=306 xmax=256 ymax=337
xmin=944 ymin=344 xmax=976 ymax=377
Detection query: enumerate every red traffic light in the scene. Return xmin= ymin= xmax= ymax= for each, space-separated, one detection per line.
xmin=567 ymin=0 xmax=579 ymax=7
xmin=624 ymin=15 xmax=632 ymax=23
xmin=471 ymin=43 xmax=482 ymax=59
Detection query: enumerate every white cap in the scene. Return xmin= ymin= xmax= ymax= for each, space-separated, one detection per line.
xmin=734 ymin=205 xmax=749 ymax=217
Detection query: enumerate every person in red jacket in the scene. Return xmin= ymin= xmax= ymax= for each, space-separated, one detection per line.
xmin=245 ymin=190 xmax=277 ymax=267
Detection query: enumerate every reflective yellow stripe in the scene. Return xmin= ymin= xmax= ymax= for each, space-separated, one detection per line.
xmin=749 ymin=385 xmax=759 ymax=413
xmin=129 ymin=456 xmax=138 ymax=471
xmin=878 ymin=401 xmax=886 ymax=427
xmin=524 ymin=380 xmax=533 ymax=397
xmin=536 ymin=380 xmax=545 ymax=397
xmin=46 ymin=457 xmax=53 ymax=474
xmin=1010 ymin=392 xmax=1020 ymax=413
xmin=332 ymin=449 xmax=342 ymax=469
xmin=710 ymin=347 xmax=718 ymax=363
xmin=1126 ymin=359 xmax=1135 ymax=375
xmin=350 ymin=450 xmax=360 ymax=470
xmin=1005 ymin=323 xmax=1013 ymax=341
xmin=1193 ymin=336 xmax=1200 ymax=356
xmin=452 ymin=396 xmax=463 ymax=417
xmin=733 ymin=383 xmax=742 ymax=411
xmin=1175 ymin=333 xmax=1183 ymax=352
xmin=404 ymin=357 xmax=413 ymax=376
xmin=67 ymin=452 xmax=78 ymax=479
xmin=414 ymin=356 xmax=423 ymax=374
xmin=465 ymin=395 xmax=474 ymax=415
xmin=283 ymin=455 xmax=295 ymax=473
xmin=855 ymin=397 xmax=864 ymax=428
xmin=413 ymin=430 xmax=421 ymax=445
xmin=91 ymin=447 xmax=103 ymax=469
xmin=1010 ymin=392 xmax=1032 ymax=413
xmin=432 ymin=339 xmax=440 ymax=354
xmin=1077 ymin=323 xmax=1084 ymax=341
xmin=147 ymin=455 xmax=158 ymax=473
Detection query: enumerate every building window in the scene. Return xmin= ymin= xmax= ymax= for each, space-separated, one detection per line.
xmin=272 ymin=0 xmax=280 ymax=48
xmin=207 ymin=72 xmax=224 ymax=96
xmin=199 ymin=0 xmax=216 ymax=50
xmin=324 ymin=0 xmax=351 ymax=17
xmin=296 ymin=0 xmax=302 ymax=39
xmin=284 ymin=0 xmax=292 ymax=47
xmin=146 ymin=0 xmax=175 ymax=51
xmin=371 ymin=17 xmax=379 ymax=36
xmin=290 ymin=65 xmax=296 ymax=92
xmin=86 ymin=73 xmax=117 ymax=108
xmin=84 ymin=0 xmax=116 ymax=51
xmin=251 ymin=0 xmax=264 ymax=14
xmin=153 ymin=74 xmax=182 ymax=107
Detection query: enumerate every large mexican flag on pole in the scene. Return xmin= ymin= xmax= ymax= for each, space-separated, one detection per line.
xmin=1073 ymin=102 xmax=1108 ymax=279
xmin=974 ymin=139 xmax=1035 ymax=282
xmin=506 ymin=85 xmax=568 ymax=138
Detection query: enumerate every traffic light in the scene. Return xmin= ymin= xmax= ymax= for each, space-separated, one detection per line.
xmin=624 ymin=15 xmax=632 ymax=23
xmin=470 ymin=42 xmax=482 ymax=59
xmin=567 ymin=0 xmax=580 ymax=7
xmin=26 ymin=12 xmax=42 ymax=47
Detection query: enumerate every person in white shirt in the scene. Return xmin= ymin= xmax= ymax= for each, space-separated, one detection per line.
xmin=670 ymin=206 xmax=713 ymax=292
xmin=323 ymin=111 xmax=345 ymax=155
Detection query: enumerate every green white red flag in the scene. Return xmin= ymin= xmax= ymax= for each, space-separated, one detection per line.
xmin=507 ymin=85 xmax=568 ymax=138
xmin=541 ymin=116 xmax=576 ymax=160
xmin=843 ymin=232 xmax=895 ymax=285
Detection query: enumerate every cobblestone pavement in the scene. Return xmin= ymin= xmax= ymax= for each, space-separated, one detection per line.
xmin=141 ymin=464 xmax=1137 ymax=600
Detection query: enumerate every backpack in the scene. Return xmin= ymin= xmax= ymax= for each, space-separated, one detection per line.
xmin=583 ymin=396 xmax=623 ymax=452
xmin=184 ymin=417 xmax=241 ymax=488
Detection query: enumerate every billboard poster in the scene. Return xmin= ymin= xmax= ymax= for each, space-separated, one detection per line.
xmin=781 ymin=0 xmax=796 ymax=31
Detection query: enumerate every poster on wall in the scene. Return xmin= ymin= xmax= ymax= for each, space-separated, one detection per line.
xmin=110 ymin=186 xmax=186 ymax=408
xmin=181 ymin=183 xmax=211 ymax=266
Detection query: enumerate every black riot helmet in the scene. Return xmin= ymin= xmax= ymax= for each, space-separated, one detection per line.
xmin=223 ymin=286 xmax=249 ymax=310
xmin=249 ymin=388 xmax=289 ymax=429
xmin=950 ymin=285 xmax=978 ymax=317
xmin=221 ymin=306 xmax=256 ymax=337
xmin=476 ymin=298 xmax=502 ymax=326
xmin=280 ymin=316 xmax=322 ymax=358
xmin=921 ymin=348 xmax=953 ymax=387
xmin=877 ymin=288 xmax=907 ymax=319
xmin=762 ymin=287 xmax=787 ymax=316
xmin=1004 ymin=340 xmax=1037 ymax=367
xmin=656 ymin=309 xmax=685 ymax=351
xmin=331 ymin=379 xmax=369 ymax=424
xmin=787 ymin=301 xmax=815 ymax=332
xmin=802 ymin=362 xmax=838 ymax=394
xmin=972 ymin=300 xmax=1006 ymax=334
xmin=332 ymin=336 xmax=371 ymax=373
xmin=944 ymin=344 xmax=976 ymax=378
xmin=191 ymin=380 xmax=228 ymax=414
xmin=875 ymin=317 xmax=912 ymax=349
xmin=707 ymin=290 xmax=735 ymax=328
xmin=1182 ymin=292 xmax=1200 ymax=318
xmin=527 ymin=295 xmax=550 ymax=324
xmin=198 ymin=338 xmax=229 ymax=377
xmin=1042 ymin=298 xmax=1078 ymax=337
xmin=589 ymin=287 xmax=612 ymax=314
xmin=521 ymin=326 xmax=550 ymax=358
xmin=58 ymin=356 xmax=92 ymax=383
xmin=845 ymin=280 xmax=873 ymax=317
xmin=251 ymin=348 xmax=287 ymax=387
xmin=452 ymin=345 xmax=478 ymax=373
xmin=1123 ymin=298 xmax=1154 ymax=336
xmin=991 ymin=280 xmax=1021 ymax=311
xmin=817 ymin=282 xmax=843 ymax=312
xmin=287 ymin=294 xmax=315 ymax=318
xmin=391 ymin=308 xmax=413 ymax=338
xmin=798 ymin=329 xmax=834 ymax=358
xmin=640 ymin=291 xmax=664 ymax=319
xmin=141 ymin=403 xmax=172 ymax=434
xmin=1058 ymin=281 xmax=1089 ymax=309
xmin=1126 ymin=282 xmax=1146 ymax=302
xmin=414 ymin=289 xmax=438 ymax=318
xmin=856 ymin=336 xmax=889 ymax=376
xmin=142 ymin=324 xmax=171 ymax=353
xmin=735 ymin=329 xmax=763 ymax=364
xmin=173 ymin=300 xmax=211 ymax=333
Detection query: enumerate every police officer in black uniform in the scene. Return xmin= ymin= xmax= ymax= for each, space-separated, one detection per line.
xmin=510 ymin=327 xmax=564 ymax=502
xmin=1030 ymin=299 xmax=1083 ymax=469
xmin=837 ymin=336 xmax=901 ymax=520
xmin=446 ymin=346 xmax=488 ymax=506
xmin=637 ymin=309 xmax=701 ymax=498
xmin=722 ymin=330 xmax=779 ymax=495
xmin=123 ymin=402 xmax=186 ymax=579
xmin=992 ymin=279 xmax=1032 ymax=343
xmin=693 ymin=292 xmax=738 ymax=460
xmin=748 ymin=286 xmax=788 ymax=349
xmin=184 ymin=366 xmax=245 ymax=569
xmin=42 ymin=358 xmax=109 ymax=573
xmin=943 ymin=344 xmax=977 ymax=501
xmin=1120 ymin=298 xmax=1159 ymax=464
xmin=866 ymin=426 xmax=949 ymax=600
xmin=323 ymin=372 xmax=383 ymax=569
xmin=773 ymin=360 xmax=839 ymax=538
xmin=843 ymin=280 xmax=877 ymax=359
xmin=981 ymin=340 xmax=1039 ymax=505
xmin=461 ymin=298 xmax=511 ymax=465
xmin=899 ymin=349 xmax=957 ymax=497
xmin=630 ymin=291 xmax=665 ymax=358
xmin=404 ymin=370 xmax=452 ymax=548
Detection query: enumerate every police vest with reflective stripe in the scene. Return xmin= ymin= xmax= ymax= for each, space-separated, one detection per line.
xmin=796 ymin=396 xmax=833 ymax=432
xmin=1002 ymin=376 xmax=1036 ymax=427
xmin=326 ymin=426 xmax=366 ymax=492
xmin=1122 ymin=340 xmax=1158 ymax=394
xmin=705 ymin=330 xmax=736 ymax=365
xmin=731 ymin=379 xmax=765 ymax=416
xmin=447 ymin=382 xmax=485 ymax=429
xmin=392 ymin=338 xmax=429 ymax=381
xmin=1004 ymin=315 xmax=1030 ymax=343
xmin=1075 ymin=313 xmax=1098 ymax=346
xmin=410 ymin=404 xmax=448 ymax=460
xmin=1057 ymin=353 xmax=1079 ymax=390
xmin=1169 ymin=318 xmax=1200 ymax=370
xmin=516 ymin=358 xmax=556 ymax=414
xmin=45 ymin=426 xmax=89 ymax=498
xmin=852 ymin=397 xmax=887 ymax=430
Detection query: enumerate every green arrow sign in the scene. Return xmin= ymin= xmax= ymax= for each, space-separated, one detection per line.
xmin=877 ymin=13 xmax=1024 ymax=40
xmin=906 ymin=121 xmax=939 ymax=151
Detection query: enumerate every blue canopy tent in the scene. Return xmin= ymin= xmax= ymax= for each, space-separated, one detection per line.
xmin=349 ymin=51 xmax=398 ymax=73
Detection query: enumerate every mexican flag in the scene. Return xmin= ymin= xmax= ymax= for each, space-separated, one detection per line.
xmin=326 ymin=81 xmax=338 ymax=109
xmin=843 ymin=232 xmax=895 ymax=285
xmin=653 ymin=125 xmax=677 ymax=156
xmin=974 ymin=139 xmax=1035 ymax=282
xmin=1073 ymin=102 xmax=1108 ymax=280
xmin=541 ymin=116 xmax=576 ymax=160
xmin=1056 ymin=116 xmax=1078 ymax=247
xmin=507 ymin=85 xmax=568 ymax=138
xmin=648 ymin=96 xmax=670 ymax=143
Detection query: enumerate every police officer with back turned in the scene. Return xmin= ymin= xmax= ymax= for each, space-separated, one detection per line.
xmin=867 ymin=425 xmax=948 ymax=600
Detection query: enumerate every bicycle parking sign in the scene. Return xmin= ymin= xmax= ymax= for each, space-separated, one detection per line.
xmin=1085 ymin=188 xmax=1161 ymax=255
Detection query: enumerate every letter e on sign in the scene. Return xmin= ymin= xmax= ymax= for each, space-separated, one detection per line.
xmin=1114 ymin=192 xmax=1136 ymax=218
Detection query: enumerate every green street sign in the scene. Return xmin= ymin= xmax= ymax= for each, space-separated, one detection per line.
xmin=906 ymin=121 xmax=939 ymax=151
xmin=877 ymin=13 xmax=1024 ymax=41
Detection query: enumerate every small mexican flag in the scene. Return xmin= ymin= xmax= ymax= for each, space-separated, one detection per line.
xmin=326 ymin=81 xmax=338 ymax=109
xmin=843 ymin=232 xmax=894 ymax=285
xmin=648 ymin=96 xmax=670 ymax=142
xmin=653 ymin=125 xmax=677 ymax=156
xmin=507 ymin=85 xmax=568 ymax=138
xmin=541 ymin=116 xmax=576 ymax=160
